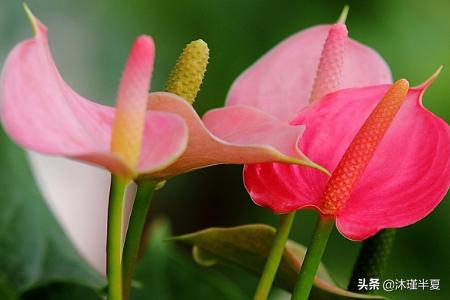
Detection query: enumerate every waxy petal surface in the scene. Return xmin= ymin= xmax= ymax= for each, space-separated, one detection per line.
xmin=227 ymin=25 xmax=392 ymax=122
xmin=146 ymin=93 xmax=322 ymax=179
xmin=137 ymin=105 xmax=188 ymax=175
xmin=0 ymin=17 xmax=188 ymax=177
xmin=245 ymin=85 xmax=450 ymax=240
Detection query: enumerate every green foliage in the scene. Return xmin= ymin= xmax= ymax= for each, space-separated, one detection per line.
xmin=0 ymin=129 xmax=106 ymax=298
xmin=131 ymin=219 xmax=248 ymax=300
xmin=0 ymin=129 xmax=251 ymax=299
xmin=21 ymin=283 xmax=102 ymax=300
xmin=174 ymin=224 xmax=386 ymax=299
xmin=0 ymin=131 xmax=253 ymax=300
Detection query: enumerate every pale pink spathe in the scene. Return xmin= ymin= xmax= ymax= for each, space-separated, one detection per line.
xmin=226 ymin=25 xmax=392 ymax=122
xmin=0 ymin=17 xmax=188 ymax=178
xmin=146 ymin=93 xmax=325 ymax=178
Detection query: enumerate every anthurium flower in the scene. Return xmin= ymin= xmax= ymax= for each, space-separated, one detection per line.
xmin=0 ymin=9 xmax=325 ymax=182
xmin=208 ymin=21 xmax=450 ymax=240
xmin=246 ymin=75 xmax=450 ymax=240
xmin=1 ymin=11 xmax=187 ymax=180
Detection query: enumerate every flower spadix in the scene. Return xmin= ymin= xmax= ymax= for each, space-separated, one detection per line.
xmin=0 ymin=8 xmax=327 ymax=182
xmin=165 ymin=39 xmax=209 ymax=104
xmin=321 ymin=79 xmax=410 ymax=214
xmin=245 ymin=69 xmax=450 ymax=242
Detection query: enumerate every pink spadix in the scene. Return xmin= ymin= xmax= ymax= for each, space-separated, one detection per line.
xmin=309 ymin=23 xmax=348 ymax=103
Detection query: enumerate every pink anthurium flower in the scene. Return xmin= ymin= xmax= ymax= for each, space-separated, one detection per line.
xmin=0 ymin=9 xmax=325 ymax=183
xmin=0 ymin=8 xmax=336 ymax=277
xmin=206 ymin=21 xmax=450 ymax=241
xmin=0 ymin=12 xmax=186 ymax=180
xmin=244 ymin=75 xmax=450 ymax=241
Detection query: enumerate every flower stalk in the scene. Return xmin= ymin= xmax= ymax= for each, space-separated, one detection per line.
xmin=122 ymin=180 xmax=157 ymax=299
xmin=291 ymin=216 xmax=334 ymax=300
xmin=107 ymin=176 xmax=129 ymax=300
xmin=253 ymin=212 xmax=296 ymax=300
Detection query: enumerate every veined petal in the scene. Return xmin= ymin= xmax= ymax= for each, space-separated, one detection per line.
xmin=226 ymin=25 xmax=392 ymax=122
xmin=336 ymin=86 xmax=450 ymax=240
xmin=0 ymin=15 xmax=187 ymax=178
xmin=144 ymin=92 xmax=325 ymax=179
xmin=0 ymin=16 xmax=129 ymax=172
xmin=243 ymin=162 xmax=328 ymax=214
xmin=244 ymin=83 xmax=450 ymax=223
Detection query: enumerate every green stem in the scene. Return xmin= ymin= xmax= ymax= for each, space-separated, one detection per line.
xmin=107 ymin=175 xmax=129 ymax=300
xmin=253 ymin=212 xmax=296 ymax=300
xmin=291 ymin=216 xmax=335 ymax=300
xmin=122 ymin=180 xmax=157 ymax=299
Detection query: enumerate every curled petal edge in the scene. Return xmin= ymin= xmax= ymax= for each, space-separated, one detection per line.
xmin=146 ymin=92 xmax=329 ymax=179
xmin=0 ymin=10 xmax=189 ymax=179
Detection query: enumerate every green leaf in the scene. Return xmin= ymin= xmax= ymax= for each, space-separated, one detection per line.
xmin=131 ymin=218 xmax=248 ymax=300
xmin=0 ymin=274 xmax=17 ymax=300
xmin=21 ymin=283 xmax=102 ymax=300
xmin=173 ymin=224 xmax=386 ymax=300
xmin=0 ymin=129 xmax=106 ymax=298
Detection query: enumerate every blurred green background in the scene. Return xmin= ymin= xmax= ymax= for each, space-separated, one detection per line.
xmin=1 ymin=0 xmax=449 ymax=299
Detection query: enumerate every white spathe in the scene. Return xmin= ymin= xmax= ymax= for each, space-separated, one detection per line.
xmin=28 ymin=152 xmax=110 ymax=275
